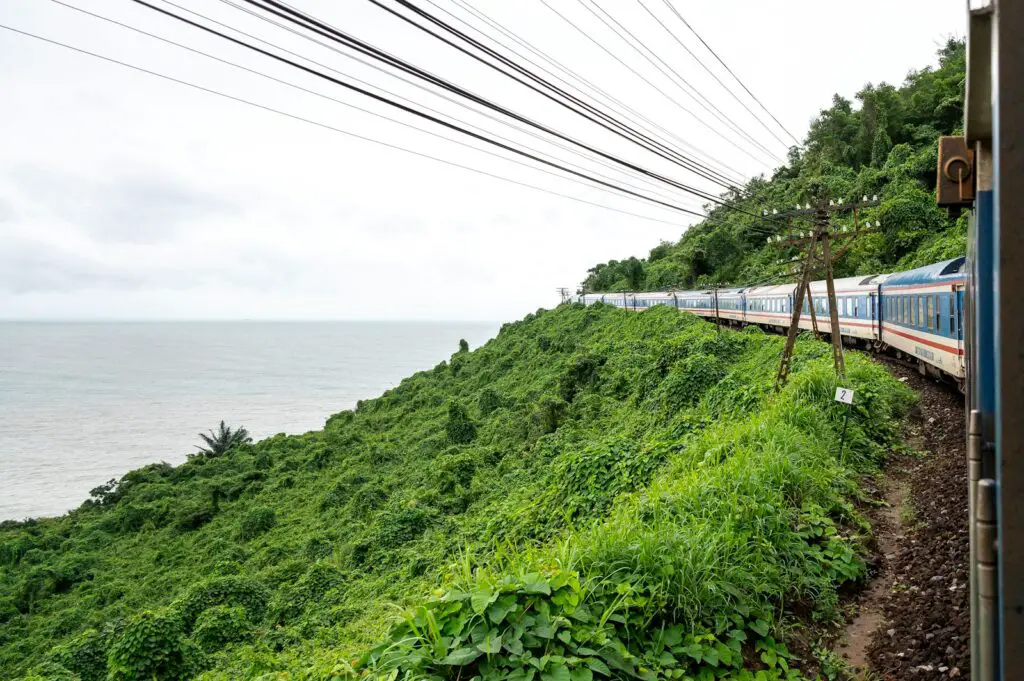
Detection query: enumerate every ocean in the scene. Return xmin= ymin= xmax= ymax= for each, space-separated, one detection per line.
xmin=0 ymin=321 xmax=498 ymax=521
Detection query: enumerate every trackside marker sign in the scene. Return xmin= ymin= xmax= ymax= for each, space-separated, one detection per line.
xmin=835 ymin=387 xmax=855 ymax=404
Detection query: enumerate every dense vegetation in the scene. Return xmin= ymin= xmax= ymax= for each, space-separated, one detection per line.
xmin=582 ymin=39 xmax=966 ymax=293
xmin=2 ymin=304 xmax=913 ymax=680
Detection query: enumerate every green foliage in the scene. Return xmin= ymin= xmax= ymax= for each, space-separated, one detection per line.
xmin=0 ymin=305 xmax=913 ymax=680
xmin=106 ymin=609 xmax=201 ymax=681
xmin=193 ymin=606 xmax=251 ymax=652
xmin=581 ymin=39 xmax=966 ymax=293
xmin=445 ymin=403 xmax=478 ymax=445
xmin=237 ymin=506 xmax=276 ymax=541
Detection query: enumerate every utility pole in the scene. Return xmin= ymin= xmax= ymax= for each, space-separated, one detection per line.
xmin=774 ymin=229 xmax=819 ymax=392
xmin=764 ymin=196 xmax=881 ymax=391
xmin=556 ymin=287 xmax=572 ymax=304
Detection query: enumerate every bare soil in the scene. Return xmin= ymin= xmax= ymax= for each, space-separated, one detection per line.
xmin=847 ymin=364 xmax=970 ymax=679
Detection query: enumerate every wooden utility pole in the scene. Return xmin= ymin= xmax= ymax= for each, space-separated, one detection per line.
xmin=818 ymin=209 xmax=846 ymax=377
xmin=774 ymin=229 xmax=819 ymax=392
xmin=766 ymin=196 xmax=881 ymax=391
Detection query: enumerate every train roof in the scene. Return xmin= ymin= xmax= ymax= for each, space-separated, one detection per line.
xmin=744 ymin=283 xmax=797 ymax=296
xmin=808 ymin=274 xmax=889 ymax=294
xmin=881 ymin=257 xmax=966 ymax=287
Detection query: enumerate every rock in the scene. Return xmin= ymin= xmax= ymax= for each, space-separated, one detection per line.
xmin=950 ymin=667 xmax=961 ymax=677
xmin=887 ymin=628 xmax=897 ymax=637
xmin=939 ymin=667 xmax=949 ymax=673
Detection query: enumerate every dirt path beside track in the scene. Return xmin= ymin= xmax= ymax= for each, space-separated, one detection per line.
xmin=845 ymin=365 xmax=970 ymax=679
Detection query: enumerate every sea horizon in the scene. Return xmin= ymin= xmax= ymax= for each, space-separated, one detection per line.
xmin=0 ymin=320 xmax=499 ymax=521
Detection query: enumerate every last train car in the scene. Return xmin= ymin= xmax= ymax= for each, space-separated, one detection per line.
xmin=878 ymin=257 xmax=966 ymax=382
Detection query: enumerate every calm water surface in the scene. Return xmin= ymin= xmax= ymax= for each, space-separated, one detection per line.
xmin=0 ymin=321 xmax=498 ymax=520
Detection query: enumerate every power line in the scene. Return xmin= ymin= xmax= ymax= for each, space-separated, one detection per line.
xmin=52 ymin=0 xmax=701 ymax=213
xmin=659 ymin=0 xmax=801 ymax=146
xmin=582 ymin=0 xmax=785 ymax=162
xmin=223 ymin=0 xmax=753 ymax=212
xmin=128 ymin=0 xmax=709 ymax=216
xmin=537 ymin=0 xmax=776 ymax=168
xmin=357 ymin=0 xmax=748 ymax=193
xmin=439 ymin=0 xmax=748 ymax=185
xmin=203 ymin=0 xmax=710 ymax=204
xmin=0 ymin=23 xmax=702 ymax=229
xmin=634 ymin=0 xmax=790 ymax=151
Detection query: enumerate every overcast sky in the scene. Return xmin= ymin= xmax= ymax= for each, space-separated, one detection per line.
xmin=0 ymin=0 xmax=965 ymax=321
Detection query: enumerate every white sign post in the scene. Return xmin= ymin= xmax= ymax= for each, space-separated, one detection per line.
xmin=835 ymin=387 xmax=854 ymax=462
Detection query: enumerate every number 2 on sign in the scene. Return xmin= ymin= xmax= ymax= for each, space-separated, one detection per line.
xmin=835 ymin=387 xmax=855 ymax=404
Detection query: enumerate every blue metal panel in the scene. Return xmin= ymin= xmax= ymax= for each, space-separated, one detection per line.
xmin=882 ymin=257 xmax=967 ymax=288
xmin=975 ymin=190 xmax=997 ymax=420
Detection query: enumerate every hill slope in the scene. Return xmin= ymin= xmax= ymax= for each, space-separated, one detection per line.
xmin=3 ymin=306 xmax=912 ymax=680
xmin=581 ymin=39 xmax=966 ymax=293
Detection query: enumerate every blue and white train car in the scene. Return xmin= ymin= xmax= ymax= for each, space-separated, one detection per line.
xmin=803 ymin=274 xmax=889 ymax=342
xmin=715 ymin=287 xmax=745 ymax=323
xmin=674 ymin=290 xmax=719 ymax=318
xmin=878 ymin=257 xmax=966 ymax=379
xmin=744 ymin=283 xmax=797 ymax=328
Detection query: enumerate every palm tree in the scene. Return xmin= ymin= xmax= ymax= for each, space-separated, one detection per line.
xmin=195 ymin=421 xmax=252 ymax=458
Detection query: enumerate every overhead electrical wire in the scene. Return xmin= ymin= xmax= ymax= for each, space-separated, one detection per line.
xmin=50 ymin=0 xmax=705 ymax=214
xmin=365 ymin=0 xmax=745 ymax=193
xmin=446 ymin=0 xmax=747 ymax=185
xmin=582 ymin=0 xmax=785 ymax=162
xmin=55 ymin=0 xmax=699 ymax=212
xmin=0 ymin=23 xmax=702 ymax=229
xmin=536 ymin=0 xmax=776 ymax=168
xmin=213 ymin=0 xmax=741 ymax=200
xmin=209 ymin=0 xmax=756 ymax=212
xmin=658 ymin=0 xmax=801 ymax=146
xmin=228 ymin=0 xmax=792 ymax=224
xmin=634 ymin=0 xmax=791 ymax=150
xmin=124 ymin=0 xmax=715 ymax=217
xmin=208 ymin=0 xmax=703 ymax=205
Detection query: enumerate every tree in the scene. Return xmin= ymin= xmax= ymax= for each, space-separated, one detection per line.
xmin=195 ymin=421 xmax=252 ymax=458
xmin=458 ymin=339 xmax=469 ymax=353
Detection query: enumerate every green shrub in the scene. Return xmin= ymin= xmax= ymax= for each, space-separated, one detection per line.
xmin=192 ymin=605 xmax=251 ymax=652
xmin=445 ymin=403 xmax=477 ymax=445
xmin=176 ymin=575 xmax=270 ymax=628
xmin=237 ymin=506 xmax=275 ymax=540
xmin=105 ymin=609 xmax=201 ymax=681
xmin=47 ymin=629 xmax=106 ymax=681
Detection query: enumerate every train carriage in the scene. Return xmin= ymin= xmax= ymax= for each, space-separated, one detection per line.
xmin=743 ymin=283 xmax=797 ymax=329
xmin=801 ymin=274 xmax=888 ymax=342
xmin=674 ymin=290 xmax=719 ymax=318
xmin=715 ymin=288 xmax=744 ymax=323
xmin=878 ymin=257 xmax=966 ymax=380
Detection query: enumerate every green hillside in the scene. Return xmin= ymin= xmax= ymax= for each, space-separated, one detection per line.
xmin=581 ymin=39 xmax=966 ymax=293
xmin=2 ymin=305 xmax=912 ymax=680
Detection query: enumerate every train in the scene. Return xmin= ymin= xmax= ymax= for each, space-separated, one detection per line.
xmin=574 ymin=256 xmax=967 ymax=387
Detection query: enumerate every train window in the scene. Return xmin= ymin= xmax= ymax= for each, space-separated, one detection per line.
xmin=854 ymin=298 xmax=860 ymax=318
xmin=934 ymin=295 xmax=941 ymax=331
xmin=902 ymin=296 xmax=908 ymax=323
xmin=926 ymin=296 xmax=935 ymax=330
